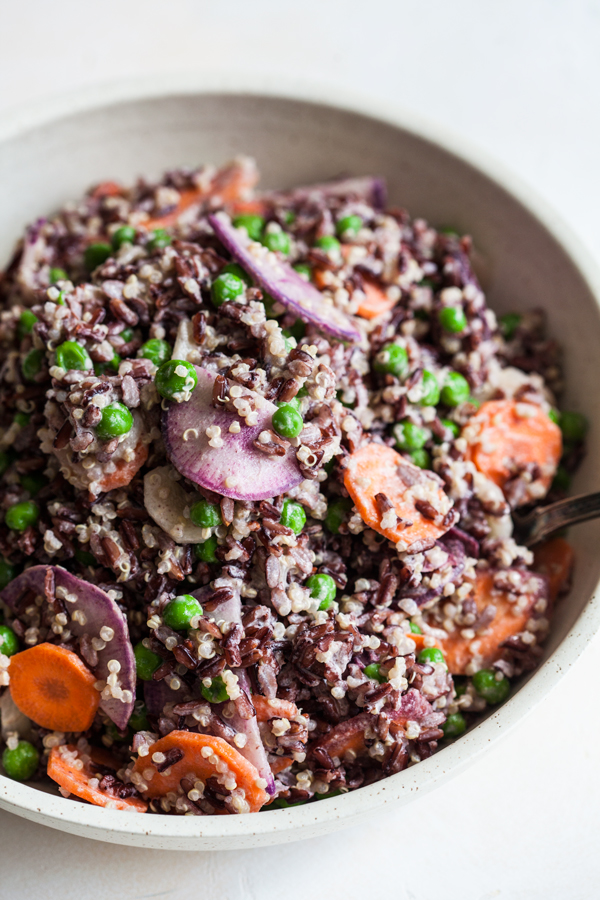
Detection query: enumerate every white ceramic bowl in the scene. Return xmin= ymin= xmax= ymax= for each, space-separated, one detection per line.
xmin=0 ymin=77 xmax=599 ymax=851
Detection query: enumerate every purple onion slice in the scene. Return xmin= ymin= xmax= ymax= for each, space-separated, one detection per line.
xmin=1 ymin=566 xmax=135 ymax=729
xmin=265 ymin=175 xmax=387 ymax=210
xmin=208 ymin=212 xmax=362 ymax=343
xmin=164 ymin=365 xmax=303 ymax=502
xmin=194 ymin=585 xmax=276 ymax=795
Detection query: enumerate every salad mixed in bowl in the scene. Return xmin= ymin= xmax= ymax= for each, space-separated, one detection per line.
xmin=0 ymin=157 xmax=584 ymax=815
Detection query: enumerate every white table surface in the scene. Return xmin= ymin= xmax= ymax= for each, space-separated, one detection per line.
xmin=1 ymin=1 xmax=599 ymax=897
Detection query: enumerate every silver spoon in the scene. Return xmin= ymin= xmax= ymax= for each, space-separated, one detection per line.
xmin=513 ymin=491 xmax=600 ymax=546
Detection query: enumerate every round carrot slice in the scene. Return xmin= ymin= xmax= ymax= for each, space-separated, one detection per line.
xmin=464 ymin=400 xmax=561 ymax=502
xmin=9 ymin=643 xmax=100 ymax=732
xmin=132 ymin=731 xmax=270 ymax=813
xmin=436 ymin=570 xmax=548 ymax=675
xmin=343 ymin=443 xmax=456 ymax=550
xmin=356 ymin=279 xmax=398 ymax=320
xmin=533 ymin=537 xmax=574 ymax=603
xmin=47 ymin=745 xmax=147 ymax=812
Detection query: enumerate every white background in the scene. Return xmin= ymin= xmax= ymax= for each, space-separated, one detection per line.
xmin=1 ymin=1 xmax=599 ymax=897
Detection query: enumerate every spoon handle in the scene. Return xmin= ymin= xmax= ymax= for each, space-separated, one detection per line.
xmin=516 ymin=491 xmax=600 ymax=546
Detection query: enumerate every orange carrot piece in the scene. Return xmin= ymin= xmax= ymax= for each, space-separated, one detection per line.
xmin=144 ymin=159 xmax=259 ymax=232
xmin=533 ymin=537 xmax=574 ymax=602
xmin=9 ymin=643 xmax=99 ymax=732
xmin=253 ymin=696 xmax=301 ymax=723
xmin=464 ymin=400 xmax=561 ymax=499
xmin=229 ymin=198 xmax=269 ymax=217
xmin=132 ymin=731 xmax=269 ymax=812
xmin=91 ymin=181 xmax=123 ymax=199
xmin=343 ymin=443 xmax=455 ymax=550
xmin=269 ymin=755 xmax=294 ymax=775
xmin=312 ymin=713 xmax=371 ymax=761
xmin=47 ymin=745 xmax=148 ymax=812
xmin=97 ymin=440 xmax=148 ymax=493
xmin=356 ymin=279 xmax=398 ymax=320
xmin=437 ymin=571 xmax=538 ymax=675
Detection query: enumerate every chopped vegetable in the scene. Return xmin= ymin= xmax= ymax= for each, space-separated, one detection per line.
xmin=5 ymin=501 xmax=39 ymax=532
xmin=139 ymin=338 xmax=171 ymax=366
xmin=17 ymin=310 xmax=38 ymax=339
xmin=439 ymin=306 xmax=467 ymax=333
xmin=47 ymin=745 xmax=147 ymax=812
xmin=134 ymin=642 xmax=162 ymax=681
xmin=232 ymin=213 xmax=265 ymax=241
xmin=472 ymin=668 xmax=511 ymax=704
xmin=211 ymin=271 xmax=245 ymax=308
xmin=189 ymin=499 xmax=222 ymax=528
xmin=21 ymin=348 xmax=43 ymax=381
xmin=209 ymin=212 xmax=361 ymax=343
xmin=306 ymin=573 xmax=337 ymax=609
xmin=84 ymin=242 xmax=112 ymax=271
xmin=55 ymin=340 xmax=92 ymax=372
xmin=132 ymin=731 xmax=270 ymax=812
xmin=252 ymin=696 xmax=301 ymax=723
xmin=111 ymin=225 xmax=136 ymax=249
xmin=272 ymin=403 xmax=303 ymax=439
xmin=155 ymin=359 xmax=198 ymax=401
xmin=2 ymin=740 xmax=39 ymax=781
xmin=440 ymin=372 xmax=470 ymax=406
xmin=343 ymin=443 xmax=456 ymax=550
xmin=373 ymin=342 xmax=408 ymax=379
xmin=164 ymin=365 xmax=303 ymax=501
xmin=96 ymin=402 xmax=133 ymax=441
xmin=442 ymin=712 xmax=467 ymax=738
xmin=464 ymin=399 xmax=562 ymax=503
xmin=9 ymin=643 xmax=99 ymax=732
xmin=0 ymin=625 xmax=19 ymax=657
xmin=162 ymin=594 xmax=203 ymax=631
xmin=280 ymin=499 xmax=306 ymax=534
xmin=418 ymin=647 xmax=446 ymax=667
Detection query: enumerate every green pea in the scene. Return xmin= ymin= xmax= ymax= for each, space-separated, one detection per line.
xmin=442 ymin=712 xmax=467 ymax=738
xmin=95 ymin=402 xmax=133 ymax=441
xmin=84 ymin=242 xmax=112 ymax=271
xmin=75 ymin=548 xmax=96 ymax=567
xmin=21 ymin=348 xmax=44 ymax=382
xmin=18 ymin=310 xmax=38 ymax=340
xmin=2 ymin=741 xmax=39 ymax=781
xmin=154 ymin=359 xmax=198 ymax=400
xmin=139 ymin=338 xmax=171 ymax=367
xmin=272 ymin=404 xmax=303 ymax=439
xmin=560 ymin=411 xmax=588 ymax=443
xmin=262 ymin=230 xmax=291 ymax=255
xmin=420 ymin=370 xmax=440 ymax=406
xmin=233 ymin=214 xmax=265 ymax=241
xmin=306 ymin=573 xmax=337 ymax=610
xmin=454 ymin=678 xmax=467 ymax=697
xmin=499 ymin=312 xmax=521 ymax=340
xmin=5 ymin=501 xmax=39 ymax=532
xmin=393 ymin=421 xmax=428 ymax=451
xmin=364 ymin=662 xmax=386 ymax=683
xmin=128 ymin=704 xmax=150 ymax=732
xmin=111 ymin=225 xmax=136 ymax=249
xmin=220 ymin=262 xmax=251 ymax=286
xmin=293 ymin=263 xmax=312 ymax=281
xmin=194 ymin=535 xmax=219 ymax=564
xmin=409 ymin=621 xmax=422 ymax=635
xmin=280 ymin=500 xmax=306 ymax=535
xmin=277 ymin=396 xmax=301 ymax=413
xmin=49 ymin=267 xmax=68 ymax=284
xmin=147 ymin=228 xmax=172 ymax=251
xmin=106 ymin=722 xmax=129 ymax=743
xmin=0 ymin=453 xmax=11 ymax=476
xmin=14 ymin=412 xmax=30 ymax=428
xmin=373 ymin=343 xmax=408 ymax=380
xmin=201 ymin=675 xmax=229 ymax=704
xmin=120 ymin=327 xmax=134 ymax=343
xmin=0 ymin=558 xmax=17 ymax=590
xmin=20 ymin=473 xmax=47 ymax=496
xmin=440 ymin=372 xmax=470 ymax=407
xmin=163 ymin=594 xmax=203 ymax=631
xmin=410 ymin=448 xmax=431 ymax=469
xmin=211 ymin=272 xmax=245 ymax=308
xmin=418 ymin=647 xmax=446 ymax=667
xmin=552 ymin=466 xmax=571 ymax=491
xmin=548 ymin=408 xmax=560 ymax=425
xmin=189 ymin=500 xmax=221 ymax=529
xmin=336 ymin=215 xmax=362 ymax=237
xmin=325 ymin=497 xmax=352 ymax=534
xmin=283 ymin=210 xmax=296 ymax=225
xmin=314 ymin=235 xmax=341 ymax=255
xmin=133 ymin=641 xmax=163 ymax=681
xmin=55 ymin=340 xmax=92 ymax=372
xmin=472 ymin=668 xmax=511 ymax=704
xmin=439 ymin=418 xmax=460 ymax=440
xmin=0 ymin=625 xmax=19 ymax=657
xmin=439 ymin=306 xmax=467 ymax=333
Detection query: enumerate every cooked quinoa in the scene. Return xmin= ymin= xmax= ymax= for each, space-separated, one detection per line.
xmin=0 ymin=158 xmax=583 ymax=814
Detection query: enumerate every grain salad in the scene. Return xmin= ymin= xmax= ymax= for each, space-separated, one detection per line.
xmin=0 ymin=158 xmax=583 ymax=815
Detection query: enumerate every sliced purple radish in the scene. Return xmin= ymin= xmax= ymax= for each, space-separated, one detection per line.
xmin=209 ymin=212 xmax=362 ymax=343
xmin=164 ymin=365 xmax=303 ymax=502
xmin=194 ymin=584 xmax=276 ymax=795
xmin=144 ymin=466 xmax=207 ymax=544
xmin=1 ymin=566 xmax=135 ymax=729
xmin=144 ymin=679 xmax=183 ymax=718
xmin=265 ymin=175 xmax=387 ymax=210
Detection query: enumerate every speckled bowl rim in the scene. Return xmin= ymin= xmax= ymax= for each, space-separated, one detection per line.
xmin=0 ymin=73 xmax=599 ymax=848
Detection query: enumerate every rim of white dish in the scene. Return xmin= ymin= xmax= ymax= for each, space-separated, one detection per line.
xmin=1 ymin=72 xmax=599 ymax=843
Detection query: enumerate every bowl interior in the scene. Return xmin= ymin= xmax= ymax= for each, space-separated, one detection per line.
xmin=0 ymin=90 xmax=598 ymax=849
